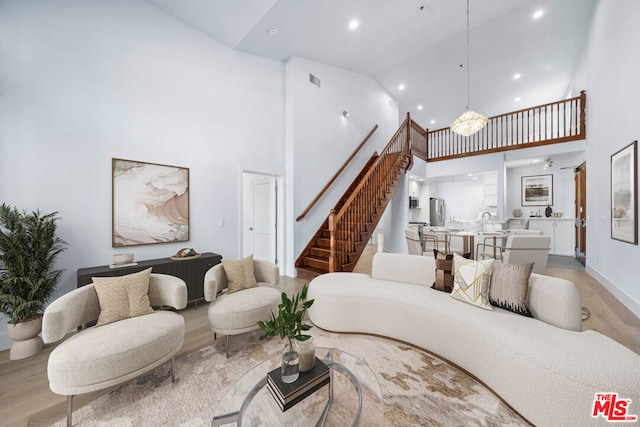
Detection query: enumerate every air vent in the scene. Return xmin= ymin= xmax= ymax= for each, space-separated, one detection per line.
xmin=309 ymin=73 xmax=321 ymax=88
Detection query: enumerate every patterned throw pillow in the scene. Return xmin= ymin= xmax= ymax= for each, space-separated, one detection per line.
xmin=489 ymin=261 xmax=535 ymax=317
xmin=450 ymin=254 xmax=494 ymax=310
xmin=431 ymin=250 xmax=471 ymax=293
xmin=222 ymin=254 xmax=258 ymax=294
xmin=92 ymin=267 xmax=155 ymax=326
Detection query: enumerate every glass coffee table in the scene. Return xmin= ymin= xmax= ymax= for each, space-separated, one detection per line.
xmin=211 ymin=347 xmax=383 ymax=426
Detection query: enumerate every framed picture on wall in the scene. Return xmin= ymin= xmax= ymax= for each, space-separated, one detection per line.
xmin=521 ymin=174 xmax=553 ymax=206
xmin=611 ymin=141 xmax=637 ymax=245
xmin=112 ymin=158 xmax=190 ymax=247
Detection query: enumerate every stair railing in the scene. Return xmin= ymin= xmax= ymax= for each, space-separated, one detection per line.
xmin=423 ymin=90 xmax=586 ymax=162
xmin=328 ymin=114 xmax=414 ymax=272
xmin=296 ymin=124 xmax=379 ymax=222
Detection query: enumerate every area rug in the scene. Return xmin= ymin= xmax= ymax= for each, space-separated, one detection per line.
xmin=53 ymin=327 xmax=528 ymax=426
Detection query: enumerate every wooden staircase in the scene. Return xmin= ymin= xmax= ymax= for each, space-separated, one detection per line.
xmin=296 ymin=114 xmax=419 ymax=278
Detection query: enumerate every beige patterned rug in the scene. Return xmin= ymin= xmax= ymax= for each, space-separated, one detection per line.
xmin=53 ymin=327 xmax=528 ymax=426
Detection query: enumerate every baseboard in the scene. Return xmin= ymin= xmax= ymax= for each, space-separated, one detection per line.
xmin=586 ymin=265 xmax=640 ymax=319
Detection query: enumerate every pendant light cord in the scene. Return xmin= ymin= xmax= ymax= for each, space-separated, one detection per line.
xmin=466 ymin=0 xmax=470 ymax=110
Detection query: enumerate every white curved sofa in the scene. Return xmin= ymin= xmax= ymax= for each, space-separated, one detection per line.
xmin=43 ymin=273 xmax=187 ymax=426
xmin=307 ymin=253 xmax=640 ymax=427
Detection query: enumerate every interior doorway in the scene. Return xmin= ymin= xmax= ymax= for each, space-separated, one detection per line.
xmin=242 ymin=171 xmax=281 ymax=265
xmin=574 ymin=162 xmax=587 ymax=265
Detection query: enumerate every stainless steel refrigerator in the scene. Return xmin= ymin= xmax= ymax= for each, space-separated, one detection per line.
xmin=429 ymin=198 xmax=445 ymax=226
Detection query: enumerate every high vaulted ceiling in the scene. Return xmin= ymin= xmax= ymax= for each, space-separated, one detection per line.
xmin=145 ymin=0 xmax=597 ymax=130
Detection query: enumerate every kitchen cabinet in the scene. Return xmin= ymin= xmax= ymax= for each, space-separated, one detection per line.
xmin=528 ymin=219 xmax=575 ymax=256
xmin=482 ymin=184 xmax=497 ymax=207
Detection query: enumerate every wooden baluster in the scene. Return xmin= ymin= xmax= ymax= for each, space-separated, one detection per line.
xmin=579 ymin=90 xmax=586 ymax=138
xmin=328 ymin=209 xmax=336 ymax=273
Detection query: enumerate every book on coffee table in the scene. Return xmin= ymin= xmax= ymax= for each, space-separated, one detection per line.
xmin=266 ymin=357 xmax=330 ymax=411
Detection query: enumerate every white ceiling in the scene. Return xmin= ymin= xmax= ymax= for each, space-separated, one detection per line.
xmin=145 ymin=0 xmax=597 ymax=130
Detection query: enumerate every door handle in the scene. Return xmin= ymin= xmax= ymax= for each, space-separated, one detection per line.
xmin=249 ymin=227 xmax=254 ymax=231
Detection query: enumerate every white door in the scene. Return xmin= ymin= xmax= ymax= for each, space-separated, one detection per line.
xmin=242 ymin=172 xmax=277 ymax=264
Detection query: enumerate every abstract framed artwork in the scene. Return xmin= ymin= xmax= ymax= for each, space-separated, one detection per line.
xmin=611 ymin=141 xmax=637 ymax=245
xmin=521 ymin=174 xmax=553 ymax=207
xmin=112 ymin=158 xmax=189 ymax=247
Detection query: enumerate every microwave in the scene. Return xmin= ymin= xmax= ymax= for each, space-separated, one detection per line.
xmin=409 ymin=197 xmax=419 ymax=209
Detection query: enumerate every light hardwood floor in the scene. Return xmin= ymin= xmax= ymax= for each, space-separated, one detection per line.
xmin=1 ymin=249 xmax=638 ymax=426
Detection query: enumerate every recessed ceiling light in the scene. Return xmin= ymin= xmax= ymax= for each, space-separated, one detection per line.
xmin=417 ymin=105 xmax=423 ymax=111
xmin=398 ymin=83 xmax=405 ymax=91
xmin=348 ymin=19 xmax=359 ymax=30
xmin=268 ymin=26 xmax=278 ymax=35
xmin=467 ymin=173 xmax=473 ymax=177
xmin=430 ymin=119 xmax=436 ymax=124
xmin=472 ymin=177 xmax=479 ymax=180
xmin=515 ymin=97 xmax=521 ymax=102
xmin=513 ymin=73 xmax=521 ymax=80
xmin=533 ymin=10 xmax=544 ymax=19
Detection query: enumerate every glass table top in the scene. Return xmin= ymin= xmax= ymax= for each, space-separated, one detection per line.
xmin=211 ymin=347 xmax=383 ymax=426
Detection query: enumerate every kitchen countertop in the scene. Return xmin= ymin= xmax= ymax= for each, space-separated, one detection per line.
xmin=511 ymin=217 xmax=574 ymax=221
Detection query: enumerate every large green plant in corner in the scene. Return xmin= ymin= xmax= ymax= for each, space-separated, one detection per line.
xmin=258 ymin=284 xmax=314 ymax=379
xmin=0 ymin=203 xmax=67 ymax=324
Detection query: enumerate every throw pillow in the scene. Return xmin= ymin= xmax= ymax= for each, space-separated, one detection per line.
xmin=92 ymin=267 xmax=154 ymax=327
xmin=450 ymin=254 xmax=494 ymax=310
xmin=489 ymin=261 xmax=535 ymax=317
xmin=222 ymin=254 xmax=258 ymax=294
xmin=431 ymin=250 xmax=471 ymax=293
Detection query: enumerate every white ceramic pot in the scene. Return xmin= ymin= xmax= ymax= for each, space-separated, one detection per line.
xmin=6 ymin=317 xmax=44 ymax=360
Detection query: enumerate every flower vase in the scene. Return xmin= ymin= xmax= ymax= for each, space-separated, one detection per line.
xmin=298 ymin=337 xmax=316 ymax=372
xmin=281 ymin=340 xmax=300 ymax=383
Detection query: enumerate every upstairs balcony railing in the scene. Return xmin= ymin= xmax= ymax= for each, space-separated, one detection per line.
xmin=416 ymin=91 xmax=586 ymax=162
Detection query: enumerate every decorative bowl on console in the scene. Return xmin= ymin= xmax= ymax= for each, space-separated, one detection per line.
xmin=512 ymin=208 xmax=523 ymax=218
xmin=112 ymin=253 xmax=134 ymax=265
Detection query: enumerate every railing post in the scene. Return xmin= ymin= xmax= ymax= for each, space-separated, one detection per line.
xmin=579 ymin=90 xmax=586 ymax=139
xmin=406 ymin=112 xmax=411 ymax=149
xmin=328 ymin=209 xmax=336 ymax=273
xmin=425 ymin=127 xmax=429 ymax=160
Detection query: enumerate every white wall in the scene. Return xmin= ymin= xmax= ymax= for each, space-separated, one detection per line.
xmin=0 ymin=0 xmax=285 ymax=348
xmin=437 ymin=181 xmax=484 ymax=221
xmin=426 ymin=152 xmax=506 ymax=219
xmin=285 ymin=57 xmax=400 ymax=274
xmin=506 ymin=164 xmax=576 ymax=220
xmin=577 ymin=0 xmax=640 ymax=316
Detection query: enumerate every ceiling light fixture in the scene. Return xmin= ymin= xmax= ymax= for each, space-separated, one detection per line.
xmin=430 ymin=119 xmax=436 ymax=124
xmin=398 ymin=83 xmax=405 ymax=91
xmin=513 ymin=73 xmax=521 ymax=80
xmin=417 ymin=105 xmax=423 ymax=111
xmin=342 ymin=110 xmax=350 ymax=118
xmin=268 ymin=26 xmax=278 ymax=35
xmin=450 ymin=0 xmax=488 ymax=137
xmin=533 ymin=10 xmax=544 ymax=19
xmin=348 ymin=19 xmax=359 ymax=30
xmin=515 ymin=97 xmax=521 ymax=102
xmin=544 ymin=157 xmax=553 ymax=169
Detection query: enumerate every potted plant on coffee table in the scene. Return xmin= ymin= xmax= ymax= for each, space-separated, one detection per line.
xmin=258 ymin=283 xmax=314 ymax=383
xmin=0 ymin=203 xmax=67 ymax=360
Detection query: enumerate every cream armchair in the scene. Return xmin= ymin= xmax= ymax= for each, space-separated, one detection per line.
xmin=204 ymin=258 xmax=281 ymax=357
xmin=476 ymin=235 xmax=551 ymax=274
xmin=43 ymin=273 xmax=187 ymax=427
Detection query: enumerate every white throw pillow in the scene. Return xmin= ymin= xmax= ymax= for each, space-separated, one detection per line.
xmin=450 ymin=254 xmax=494 ymax=310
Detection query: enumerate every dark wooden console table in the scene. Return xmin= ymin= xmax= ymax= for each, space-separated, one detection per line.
xmin=77 ymin=252 xmax=222 ymax=306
